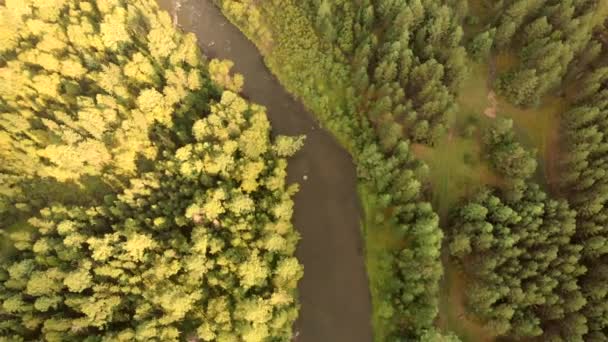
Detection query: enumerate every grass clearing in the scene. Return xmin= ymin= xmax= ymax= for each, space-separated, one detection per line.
xmin=438 ymin=255 xmax=497 ymax=342
xmin=413 ymin=136 xmax=500 ymax=222
xmin=458 ymin=63 xmax=491 ymax=116
xmin=495 ymin=52 xmax=518 ymax=74
xmin=490 ymin=51 xmax=564 ymax=191
xmin=415 ymin=62 xmax=502 ymax=223
xmin=496 ymin=94 xmax=565 ymax=191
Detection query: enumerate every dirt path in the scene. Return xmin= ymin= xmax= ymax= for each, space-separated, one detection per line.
xmin=156 ymin=1 xmax=373 ymax=341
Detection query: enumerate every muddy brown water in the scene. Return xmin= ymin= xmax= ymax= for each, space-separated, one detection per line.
xmin=155 ymin=1 xmax=373 ymax=341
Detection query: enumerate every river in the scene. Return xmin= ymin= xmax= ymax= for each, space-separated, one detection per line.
xmin=155 ymin=1 xmax=373 ymax=341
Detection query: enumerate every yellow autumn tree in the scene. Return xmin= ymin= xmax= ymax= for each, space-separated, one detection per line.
xmin=209 ymin=59 xmax=245 ymax=92
xmin=0 ymin=1 xmax=304 ymax=341
xmin=0 ymin=0 xmax=213 ymax=195
xmin=0 ymin=87 xmax=305 ymax=340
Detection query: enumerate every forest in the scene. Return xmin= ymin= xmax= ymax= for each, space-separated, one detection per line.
xmin=0 ymin=1 xmax=303 ymax=341
xmin=216 ymin=0 xmax=608 ymax=341
xmin=2 ymin=0 xmax=608 ymax=341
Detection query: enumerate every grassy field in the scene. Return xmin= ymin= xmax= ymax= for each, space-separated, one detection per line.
xmin=437 ymin=256 xmax=497 ymax=342
xmin=413 ymin=63 xmax=502 ymax=222
xmin=412 ymin=136 xmax=500 ymax=222
xmin=498 ymin=95 xmax=565 ymax=191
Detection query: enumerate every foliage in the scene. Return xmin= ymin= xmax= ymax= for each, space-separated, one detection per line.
xmin=448 ymin=109 xmax=608 ymax=340
xmin=482 ymin=0 xmax=604 ymax=106
xmin=0 ymin=0 xmax=218 ymax=228
xmin=208 ymin=59 xmax=244 ymax=93
xmin=0 ymin=0 xmax=212 ymax=183
xmin=358 ymin=141 xmax=442 ymax=340
xmin=0 ymin=91 xmax=303 ymax=341
xmin=302 ymin=0 xmax=469 ymax=144
xmin=449 ymin=186 xmax=586 ymax=340
xmin=217 ymin=0 xmax=273 ymax=51
xmin=483 ymin=118 xmax=537 ymax=180
xmin=216 ymin=0 xmax=449 ymax=339
xmin=561 ymin=60 xmax=608 ymax=341
xmin=0 ymin=1 xmax=304 ymax=340
xmin=467 ymin=29 xmax=495 ymax=61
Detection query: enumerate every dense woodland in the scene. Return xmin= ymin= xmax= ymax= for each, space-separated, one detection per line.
xmin=561 ymin=62 xmax=608 ymax=340
xmin=218 ymin=0 xmax=608 ymax=341
xmin=296 ymin=0 xmax=470 ymax=146
xmin=477 ymin=0 xmax=605 ymax=106
xmin=357 ymin=139 xmax=444 ymax=339
xmin=0 ymin=1 xmax=303 ymax=341
xmin=450 ymin=119 xmax=586 ymax=340
xmin=451 ymin=13 xmax=608 ymax=342
xmin=309 ymin=0 xmax=469 ymax=145
xmin=2 ymin=0 xmax=608 ymax=341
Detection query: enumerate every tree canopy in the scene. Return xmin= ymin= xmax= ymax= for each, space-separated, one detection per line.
xmin=0 ymin=1 xmax=304 ymax=341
